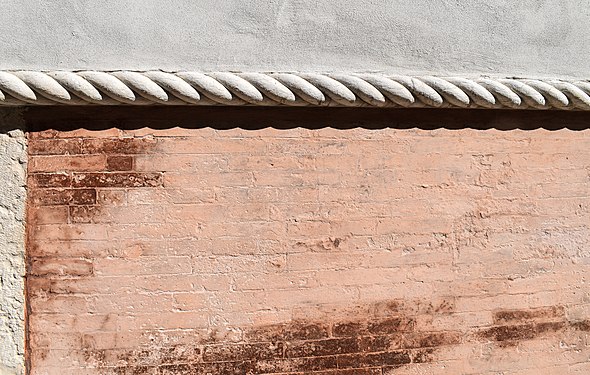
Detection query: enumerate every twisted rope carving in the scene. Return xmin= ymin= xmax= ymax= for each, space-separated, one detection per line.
xmin=0 ymin=70 xmax=589 ymax=110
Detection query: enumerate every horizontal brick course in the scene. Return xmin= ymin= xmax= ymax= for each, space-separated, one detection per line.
xmin=26 ymin=118 xmax=590 ymax=374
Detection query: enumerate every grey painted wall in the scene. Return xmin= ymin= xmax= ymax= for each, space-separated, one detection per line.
xmin=0 ymin=0 xmax=588 ymax=78
xmin=0 ymin=111 xmax=26 ymax=375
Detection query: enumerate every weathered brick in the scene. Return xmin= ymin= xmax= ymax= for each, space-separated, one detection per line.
xmin=72 ymin=172 xmax=163 ymax=188
xmin=79 ymin=137 xmax=157 ymax=155
xmin=26 ymin=121 xmax=590 ymax=375
xmin=31 ymin=188 xmax=96 ymax=206
xmin=29 ymin=155 xmax=107 ymax=172
xmin=28 ymin=138 xmax=84 ymax=155
xmin=29 ymin=173 xmax=72 ymax=188
xmin=285 ymin=337 xmax=359 ymax=358
xmin=106 ymin=155 xmax=133 ymax=171
xmin=29 ymin=258 xmax=93 ymax=277
xmin=202 ymin=342 xmax=284 ymax=362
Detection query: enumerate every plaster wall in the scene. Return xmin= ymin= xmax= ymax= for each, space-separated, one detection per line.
xmin=0 ymin=111 xmax=26 ymax=375
xmin=0 ymin=0 xmax=589 ymax=78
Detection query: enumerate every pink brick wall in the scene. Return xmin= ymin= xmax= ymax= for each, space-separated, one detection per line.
xmin=27 ymin=117 xmax=590 ymax=374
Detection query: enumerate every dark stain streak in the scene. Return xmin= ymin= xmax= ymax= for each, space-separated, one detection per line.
xmin=62 ymin=304 xmax=590 ymax=374
xmin=570 ymin=320 xmax=590 ymax=331
xmin=493 ymin=306 xmax=565 ymax=324
xmin=71 ymin=298 xmax=465 ymax=374
xmin=478 ymin=306 xmax=581 ymax=348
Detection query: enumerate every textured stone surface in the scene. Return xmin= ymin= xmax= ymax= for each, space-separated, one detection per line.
xmin=25 ymin=108 xmax=590 ymax=374
xmin=0 ymin=1 xmax=589 ymax=78
xmin=0 ymin=110 xmax=26 ymax=375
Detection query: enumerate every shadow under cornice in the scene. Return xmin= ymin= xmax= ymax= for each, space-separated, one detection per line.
xmin=13 ymin=106 xmax=590 ymax=132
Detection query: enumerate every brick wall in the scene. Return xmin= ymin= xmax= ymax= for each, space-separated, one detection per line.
xmin=26 ymin=109 xmax=590 ymax=374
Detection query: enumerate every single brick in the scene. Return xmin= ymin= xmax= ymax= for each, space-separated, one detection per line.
xmin=29 ymin=258 xmax=93 ymax=277
xmin=106 ymin=155 xmax=133 ymax=171
xmin=80 ymin=138 xmax=157 ymax=154
xmin=29 ymin=173 xmax=72 ymax=188
xmin=31 ymin=189 xmax=97 ymax=206
xmin=72 ymin=172 xmax=163 ymax=188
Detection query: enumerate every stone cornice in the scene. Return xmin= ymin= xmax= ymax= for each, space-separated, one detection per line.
xmin=0 ymin=71 xmax=589 ymax=110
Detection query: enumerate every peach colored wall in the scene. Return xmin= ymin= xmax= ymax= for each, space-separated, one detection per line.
xmin=26 ymin=117 xmax=590 ymax=374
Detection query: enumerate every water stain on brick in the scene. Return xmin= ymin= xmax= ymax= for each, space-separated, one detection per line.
xmin=68 ymin=299 xmax=468 ymax=374
xmin=31 ymin=188 xmax=97 ymax=206
xmin=570 ymin=320 xmax=590 ymax=331
xmin=29 ymin=258 xmax=93 ymax=277
xmin=72 ymin=172 xmax=163 ymax=188
xmin=58 ymin=302 xmax=590 ymax=373
xmin=80 ymin=138 xmax=157 ymax=155
xmin=245 ymin=321 xmax=330 ymax=343
xmin=69 ymin=205 xmax=102 ymax=224
xmin=478 ymin=306 xmax=583 ymax=347
xmin=493 ymin=306 xmax=565 ymax=324
xmin=28 ymin=138 xmax=81 ymax=155
xmin=403 ymin=331 xmax=462 ymax=349
xmin=29 ymin=137 xmax=157 ymax=156
xmin=107 ymin=155 xmax=134 ymax=171
xmin=29 ymin=173 xmax=72 ymax=188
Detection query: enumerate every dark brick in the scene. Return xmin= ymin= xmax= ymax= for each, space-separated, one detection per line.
xmin=478 ymin=324 xmax=537 ymax=343
xmin=29 ymin=139 xmax=83 ymax=155
xmin=381 ymin=350 xmax=412 ymax=366
xmin=202 ymin=342 xmax=283 ymax=362
xmin=571 ymin=320 xmax=590 ymax=331
xmin=309 ymin=368 xmax=382 ymax=375
xmin=112 ymin=366 xmax=158 ymax=375
xmin=160 ymin=361 xmax=257 ymax=375
xmin=367 ymin=317 xmax=414 ymax=335
xmin=285 ymin=322 xmax=331 ymax=341
xmin=337 ymin=351 xmax=411 ymax=369
xmin=336 ymin=352 xmax=382 ymax=368
xmin=32 ymin=189 xmax=96 ymax=206
xmin=72 ymin=172 xmax=162 ymax=188
xmin=29 ymin=173 xmax=71 ymax=188
xmin=107 ymin=155 xmax=134 ymax=171
xmin=333 ymin=321 xmax=364 ymax=337
xmin=157 ymin=364 xmax=192 ymax=375
xmin=334 ymin=317 xmax=414 ymax=338
xmin=285 ymin=338 xmax=359 ymax=358
xmin=411 ymin=348 xmax=436 ymax=363
xmin=255 ymin=356 xmax=338 ymax=373
xmin=357 ymin=335 xmax=402 ymax=353
xmin=80 ymin=138 xmax=157 ymax=155
xmin=535 ymin=321 xmax=566 ymax=334
xmin=245 ymin=321 xmax=329 ymax=343
xmin=402 ymin=332 xmax=462 ymax=349
xmin=156 ymin=345 xmax=202 ymax=365
xmin=493 ymin=306 xmax=566 ymax=324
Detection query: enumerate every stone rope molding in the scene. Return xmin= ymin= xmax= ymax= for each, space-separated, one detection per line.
xmin=1 ymin=70 xmax=590 ymax=110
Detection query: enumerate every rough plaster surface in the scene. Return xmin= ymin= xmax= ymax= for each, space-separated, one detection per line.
xmin=0 ymin=1 xmax=589 ymax=78
xmin=0 ymin=111 xmax=26 ymax=375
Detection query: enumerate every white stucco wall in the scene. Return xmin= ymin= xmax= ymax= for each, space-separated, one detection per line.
xmin=0 ymin=111 xmax=26 ymax=375
xmin=0 ymin=0 xmax=588 ymax=78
